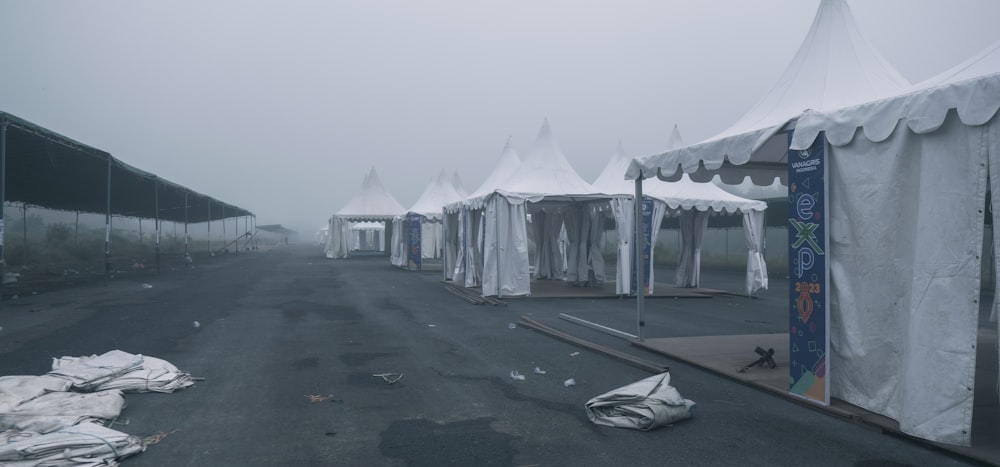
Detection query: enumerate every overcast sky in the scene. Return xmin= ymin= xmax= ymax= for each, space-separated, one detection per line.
xmin=1 ymin=0 xmax=998 ymax=235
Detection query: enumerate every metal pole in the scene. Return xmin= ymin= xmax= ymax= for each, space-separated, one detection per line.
xmin=0 ymin=122 xmax=6 ymax=306
xmin=21 ymin=204 xmax=27 ymax=268
xmin=634 ymin=178 xmax=645 ymax=341
xmin=154 ymin=178 xmax=160 ymax=274
xmin=104 ymin=157 xmax=112 ymax=278
xmin=207 ymin=201 xmax=211 ymax=254
xmin=222 ymin=205 xmax=226 ymax=254
xmin=184 ymin=192 xmax=189 ymax=258
xmin=75 ymin=212 xmax=79 ymax=247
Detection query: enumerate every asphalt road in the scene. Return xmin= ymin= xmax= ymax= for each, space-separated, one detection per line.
xmin=0 ymin=244 xmax=979 ymax=466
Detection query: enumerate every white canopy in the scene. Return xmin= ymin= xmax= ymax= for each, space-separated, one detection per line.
xmin=408 ymin=170 xmax=465 ymax=221
xmin=326 ymin=167 xmax=402 ymax=258
xmin=451 ymin=170 xmax=468 ymax=199
xmin=335 ymin=167 xmax=406 ymax=221
xmin=626 ymin=0 xmax=910 ymax=185
xmin=494 ymin=118 xmax=597 ymax=200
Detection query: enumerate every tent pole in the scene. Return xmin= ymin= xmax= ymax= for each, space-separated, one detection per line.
xmin=0 ymin=122 xmax=6 ymax=306
xmin=104 ymin=156 xmax=112 ymax=282
xmin=74 ymin=212 xmax=79 ymax=247
xmin=207 ymin=201 xmax=211 ymax=254
xmin=183 ymin=192 xmax=189 ymax=258
xmin=222 ymin=205 xmax=227 ymax=254
xmin=21 ymin=204 xmax=27 ymax=268
xmin=635 ymin=179 xmax=645 ymax=341
xmin=154 ymin=178 xmax=160 ymax=275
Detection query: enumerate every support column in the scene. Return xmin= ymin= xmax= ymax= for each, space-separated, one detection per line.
xmin=0 ymin=122 xmax=7 ymax=305
xmin=104 ymin=157 xmax=112 ymax=279
xmin=634 ymin=179 xmax=645 ymax=341
xmin=154 ymin=178 xmax=160 ymax=274
xmin=207 ymin=201 xmax=211 ymax=254
xmin=183 ymin=192 xmax=189 ymax=258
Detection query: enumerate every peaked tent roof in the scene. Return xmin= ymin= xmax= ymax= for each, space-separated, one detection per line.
xmin=335 ymin=167 xmax=406 ymax=221
xmin=450 ymin=171 xmax=468 ymax=198
xmin=592 ymin=126 xmax=765 ymax=213
xmin=408 ymin=170 xmax=465 ymax=220
xmin=626 ymin=0 xmax=910 ymax=185
xmin=495 ymin=119 xmax=596 ymax=200
xmin=790 ymin=40 xmax=1000 ymax=152
xmin=445 ymin=137 xmax=523 ymax=212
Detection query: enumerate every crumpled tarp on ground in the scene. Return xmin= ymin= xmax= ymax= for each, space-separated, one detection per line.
xmin=0 ymin=350 xmax=193 ymax=465
xmin=0 ymin=421 xmax=144 ymax=467
xmin=50 ymin=350 xmax=194 ymax=393
xmin=585 ymin=372 xmax=696 ymax=430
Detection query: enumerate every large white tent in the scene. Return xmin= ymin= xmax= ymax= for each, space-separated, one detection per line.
xmin=625 ymin=0 xmax=1000 ymax=447
xmin=443 ymin=138 xmax=522 ymax=287
xmin=627 ymin=0 xmax=910 ymax=186
xmin=390 ymin=170 xmax=465 ymax=267
xmin=591 ymin=126 xmax=768 ymax=296
xmin=325 ymin=167 xmax=406 ymax=259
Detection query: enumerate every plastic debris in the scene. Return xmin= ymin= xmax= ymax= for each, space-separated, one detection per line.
xmin=373 ymin=373 xmax=404 ymax=384
xmin=564 ymin=378 xmax=577 ymax=387
xmin=427 ymin=324 xmax=436 ymax=327
xmin=141 ymin=284 xmax=153 ymax=289
xmin=533 ymin=367 xmax=546 ymax=375
xmin=192 ymin=321 xmax=201 ymax=328
xmin=569 ymin=352 xmax=580 ymax=357
xmin=509 ymin=370 xmax=525 ymax=381
xmin=585 ymin=372 xmax=695 ymax=431
xmin=305 ymin=394 xmax=341 ymax=403
xmin=507 ymin=322 xmax=517 ymax=329
xmin=141 ymin=429 xmax=178 ymax=445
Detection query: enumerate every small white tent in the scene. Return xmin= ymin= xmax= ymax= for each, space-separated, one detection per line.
xmin=326 ymin=167 xmax=406 ymax=259
xmin=443 ymin=138 xmax=522 ymax=287
xmin=391 ymin=170 xmax=465 ymax=266
xmin=592 ymin=127 xmax=767 ymax=296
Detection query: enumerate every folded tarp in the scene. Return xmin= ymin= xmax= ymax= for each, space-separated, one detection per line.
xmin=0 ymin=376 xmax=74 ymax=412
xmin=50 ymin=350 xmax=193 ymax=393
xmin=585 ymin=372 xmax=696 ymax=430
xmin=0 ymin=390 xmax=126 ymax=434
xmin=0 ymin=421 xmax=144 ymax=466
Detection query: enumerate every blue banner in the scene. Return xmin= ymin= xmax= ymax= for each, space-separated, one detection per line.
xmin=406 ymin=213 xmax=422 ymax=271
xmin=631 ymin=198 xmax=654 ymax=295
xmin=787 ymin=131 xmax=829 ymax=405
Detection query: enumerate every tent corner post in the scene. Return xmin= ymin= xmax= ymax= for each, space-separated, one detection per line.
xmin=634 ymin=178 xmax=645 ymax=342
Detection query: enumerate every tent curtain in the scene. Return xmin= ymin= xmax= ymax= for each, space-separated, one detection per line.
xmin=828 ymin=113 xmax=990 ymax=446
xmin=532 ymin=207 xmax=565 ymax=280
xmin=647 ymin=200 xmax=667 ymax=293
xmin=465 ymin=209 xmax=484 ymax=288
xmin=742 ymin=210 xmax=768 ymax=296
xmin=587 ymin=203 xmax=607 ymax=285
xmin=443 ymin=211 xmax=459 ymax=280
xmin=482 ymin=196 xmax=530 ymax=297
xmin=420 ymin=221 xmax=441 ymax=259
xmin=324 ymin=217 xmax=350 ymax=259
xmin=564 ymin=205 xmax=584 ymax=284
xmin=675 ymin=210 xmax=709 ymax=287
xmin=390 ymin=217 xmax=405 ymax=266
xmin=611 ymin=198 xmax=634 ymax=295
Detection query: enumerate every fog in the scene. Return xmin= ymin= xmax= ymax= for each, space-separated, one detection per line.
xmin=1 ymin=0 xmax=997 ymax=236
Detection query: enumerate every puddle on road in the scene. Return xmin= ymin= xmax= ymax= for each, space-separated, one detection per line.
xmin=379 ymin=417 xmax=515 ymax=466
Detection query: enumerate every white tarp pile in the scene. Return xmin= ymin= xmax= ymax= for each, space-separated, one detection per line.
xmin=585 ymin=372 xmax=695 ymax=431
xmin=0 ymin=421 xmax=144 ymax=467
xmin=0 ymin=350 xmax=194 ymax=465
xmin=50 ymin=350 xmax=194 ymax=393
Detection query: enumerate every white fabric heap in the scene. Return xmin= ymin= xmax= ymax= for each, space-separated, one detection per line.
xmin=0 ymin=422 xmax=144 ymax=466
xmin=0 ymin=376 xmax=74 ymax=412
xmin=585 ymin=372 xmax=696 ymax=431
xmin=0 ymin=390 xmax=126 ymax=434
xmin=50 ymin=351 xmax=193 ymax=394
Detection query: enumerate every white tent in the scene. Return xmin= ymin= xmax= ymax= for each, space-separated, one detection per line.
xmin=391 ymin=170 xmax=465 ymax=266
xmin=451 ymin=170 xmax=468 ymax=199
xmin=443 ymin=137 xmax=522 ymax=287
xmin=625 ymin=0 xmax=1000 ymax=447
xmin=626 ymin=0 xmax=910 ymax=186
xmin=478 ymin=119 xmax=610 ymax=297
xmin=325 ymin=167 xmax=406 ymax=259
xmin=350 ymin=221 xmax=385 ymax=252
xmin=592 ymin=127 xmax=768 ymax=296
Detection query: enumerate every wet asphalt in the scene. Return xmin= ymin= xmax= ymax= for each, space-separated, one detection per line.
xmin=0 ymin=244 xmax=980 ymax=466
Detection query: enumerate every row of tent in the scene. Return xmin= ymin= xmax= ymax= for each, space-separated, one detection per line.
xmin=325 ymin=121 xmax=768 ymax=298
xmin=321 ymin=0 xmax=1000 ymax=448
